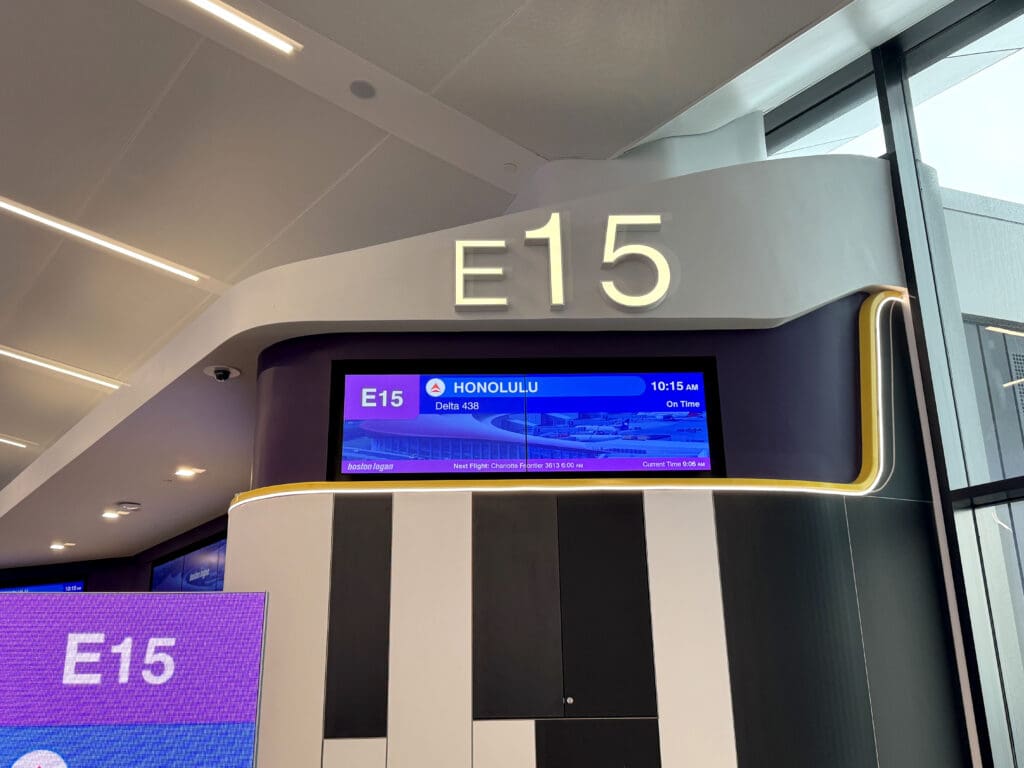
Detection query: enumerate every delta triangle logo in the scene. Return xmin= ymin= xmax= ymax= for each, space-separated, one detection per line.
xmin=13 ymin=751 xmax=67 ymax=768
xmin=425 ymin=378 xmax=445 ymax=397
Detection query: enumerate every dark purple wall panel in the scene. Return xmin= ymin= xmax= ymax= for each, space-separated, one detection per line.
xmin=253 ymin=294 xmax=863 ymax=488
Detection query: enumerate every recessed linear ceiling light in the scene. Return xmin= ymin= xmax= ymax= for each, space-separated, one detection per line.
xmin=101 ymin=510 xmax=121 ymax=520
xmin=0 ymin=195 xmax=201 ymax=283
xmin=986 ymin=325 xmax=1024 ymax=339
xmin=184 ymin=0 xmax=303 ymax=55
xmin=175 ymin=466 xmax=207 ymax=478
xmin=0 ymin=432 xmax=33 ymax=449
xmin=1004 ymin=377 xmax=1024 ymax=389
xmin=49 ymin=542 xmax=76 ymax=551
xmin=0 ymin=345 xmax=124 ymax=390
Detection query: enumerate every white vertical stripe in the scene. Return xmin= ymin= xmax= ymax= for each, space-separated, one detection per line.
xmin=223 ymin=492 xmax=334 ymax=768
xmin=387 ymin=492 xmax=472 ymax=768
xmin=473 ymin=720 xmax=536 ymax=768
xmin=644 ymin=490 xmax=737 ymax=768
xmin=323 ymin=738 xmax=387 ymax=768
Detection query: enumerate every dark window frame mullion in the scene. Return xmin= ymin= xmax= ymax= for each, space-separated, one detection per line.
xmin=872 ymin=39 xmax=996 ymax=768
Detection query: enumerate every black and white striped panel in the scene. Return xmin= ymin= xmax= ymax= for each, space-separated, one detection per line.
xmin=229 ymin=463 xmax=967 ymax=768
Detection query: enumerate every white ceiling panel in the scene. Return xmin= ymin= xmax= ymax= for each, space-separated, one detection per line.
xmin=0 ymin=362 xmax=106 ymax=466
xmin=436 ymin=0 xmax=849 ymax=159
xmin=77 ymin=41 xmax=386 ymax=282
xmin=235 ymin=137 xmax=512 ymax=279
xmin=0 ymin=219 xmax=63 ymax=314
xmin=0 ymin=0 xmax=199 ymax=217
xmin=0 ymin=241 xmax=204 ymax=379
xmin=261 ymin=0 xmax=526 ymax=90
xmin=0 ymin=449 xmax=31 ymax=491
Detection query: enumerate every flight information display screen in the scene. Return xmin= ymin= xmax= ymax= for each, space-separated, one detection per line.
xmin=0 ymin=592 xmax=265 ymax=768
xmin=0 ymin=581 xmax=84 ymax=594
xmin=330 ymin=358 xmax=724 ymax=480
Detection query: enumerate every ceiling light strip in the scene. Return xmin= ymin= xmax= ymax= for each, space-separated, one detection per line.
xmin=986 ymin=325 xmax=1024 ymax=339
xmin=0 ymin=431 xmax=36 ymax=448
xmin=0 ymin=345 xmax=124 ymax=390
xmin=1004 ymin=377 xmax=1024 ymax=389
xmin=0 ymin=195 xmax=202 ymax=283
xmin=184 ymin=0 xmax=302 ymax=54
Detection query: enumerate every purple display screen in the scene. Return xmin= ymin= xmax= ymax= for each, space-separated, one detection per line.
xmin=0 ymin=592 xmax=265 ymax=767
xmin=335 ymin=361 xmax=723 ymax=478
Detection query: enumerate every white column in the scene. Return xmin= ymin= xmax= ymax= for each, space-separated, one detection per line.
xmin=644 ymin=490 xmax=737 ymax=768
xmin=386 ymin=492 xmax=472 ymax=768
xmin=223 ymin=492 xmax=334 ymax=768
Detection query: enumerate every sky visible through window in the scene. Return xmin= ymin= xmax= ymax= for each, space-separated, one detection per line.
xmin=773 ymin=14 xmax=1024 ymax=206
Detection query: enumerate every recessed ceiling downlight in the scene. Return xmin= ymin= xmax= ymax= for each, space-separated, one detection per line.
xmin=101 ymin=510 xmax=121 ymax=520
xmin=184 ymin=0 xmax=303 ymax=55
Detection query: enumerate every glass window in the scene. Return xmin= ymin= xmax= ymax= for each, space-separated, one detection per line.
xmin=908 ymin=12 xmax=1024 ymax=488
xmin=769 ymin=76 xmax=886 ymax=158
xmin=956 ymin=501 xmax=1024 ymax=765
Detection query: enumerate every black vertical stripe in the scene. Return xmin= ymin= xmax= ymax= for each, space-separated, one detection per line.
xmin=557 ymin=493 xmax=658 ymax=718
xmin=473 ymin=494 xmax=564 ymax=719
xmin=535 ymin=718 xmax=661 ymax=768
xmin=324 ymin=494 xmax=392 ymax=738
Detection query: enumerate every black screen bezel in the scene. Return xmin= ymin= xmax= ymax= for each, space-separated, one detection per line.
xmin=326 ymin=356 xmax=726 ymax=482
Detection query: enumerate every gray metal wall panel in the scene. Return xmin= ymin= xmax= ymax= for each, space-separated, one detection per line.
xmin=714 ymin=492 xmax=878 ymax=768
xmin=846 ymin=496 xmax=971 ymax=768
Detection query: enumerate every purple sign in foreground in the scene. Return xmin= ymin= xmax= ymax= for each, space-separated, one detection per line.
xmin=0 ymin=592 xmax=266 ymax=727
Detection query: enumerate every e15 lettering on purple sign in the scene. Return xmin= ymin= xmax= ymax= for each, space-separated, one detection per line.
xmin=64 ymin=634 xmax=176 ymax=686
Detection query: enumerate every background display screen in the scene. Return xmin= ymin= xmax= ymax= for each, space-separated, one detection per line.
xmin=331 ymin=359 xmax=723 ymax=479
xmin=0 ymin=581 xmax=84 ymax=594
xmin=0 ymin=592 xmax=265 ymax=768
xmin=151 ymin=538 xmax=226 ymax=593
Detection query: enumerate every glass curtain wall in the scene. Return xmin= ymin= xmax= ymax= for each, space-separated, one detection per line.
xmin=960 ymin=501 xmax=1024 ymax=766
xmin=906 ymin=14 xmax=1024 ymax=489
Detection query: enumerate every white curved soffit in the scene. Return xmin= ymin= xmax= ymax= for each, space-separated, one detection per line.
xmin=0 ymin=155 xmax=905 ymax=520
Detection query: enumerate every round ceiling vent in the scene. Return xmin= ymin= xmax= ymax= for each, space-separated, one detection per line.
xmin=350 ymin=80 xmax=376 ymax=99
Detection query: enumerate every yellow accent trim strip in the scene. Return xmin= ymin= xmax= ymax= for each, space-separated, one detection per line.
xmin=230 ymin=290 xmax=905 ymax=511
